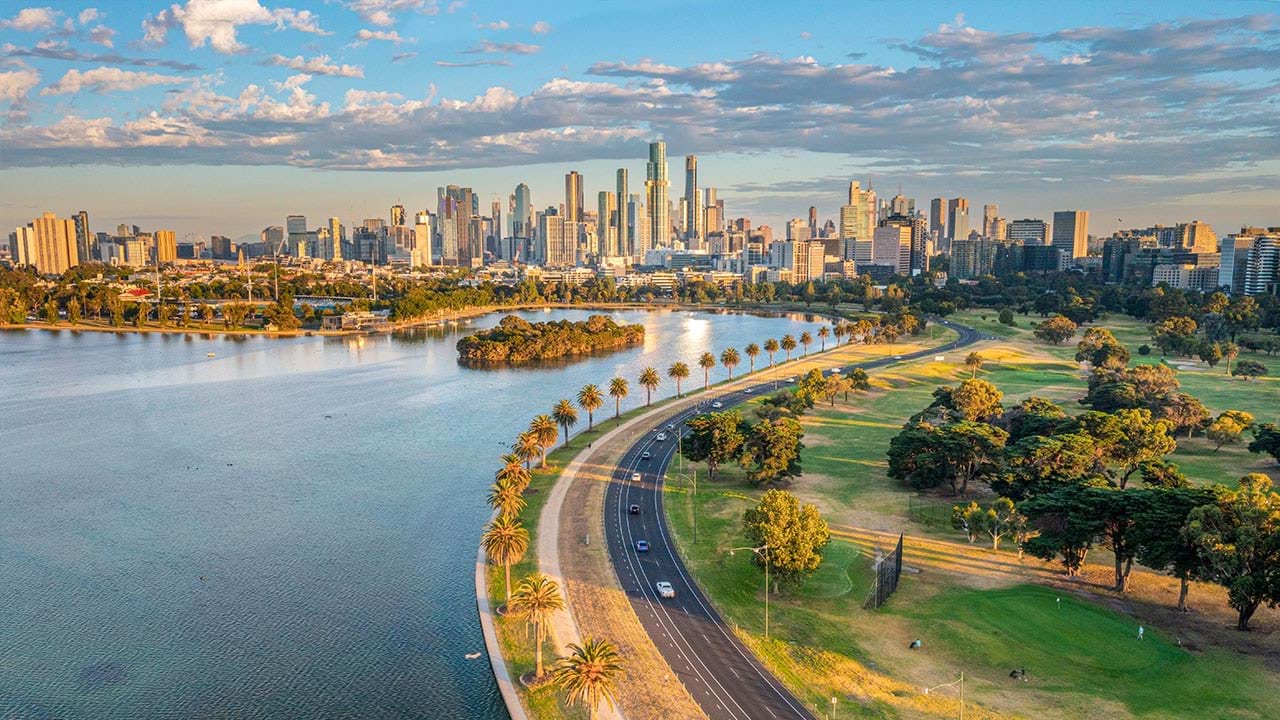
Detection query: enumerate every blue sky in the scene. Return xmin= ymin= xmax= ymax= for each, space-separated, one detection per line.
xmin=1 ymin=0 xmax=1278 ymax=241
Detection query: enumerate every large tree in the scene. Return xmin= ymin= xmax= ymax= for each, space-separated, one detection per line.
xmin=1033 ymin=314 xmax=1077 ymax=345
xmin=552 ymin=399 xmax=579 ymax=447
xmin=607 ymin=377 xmax=629 ymax=419
xmin=577 ymin=384 xmax=604 ymax=431
xmin=721 ymin=347 xmax=741 ymax=380
xmin=1248 ymin=423 xmax=1280 ymax=466
xmin=1133 ymin=487 xmax=1219 ymax=611
xmin=888 ymin=420 xmax=1007 ymax=496
xmin=681 ymin=410 xmax=746 ymax=481
xmin=638 ymin=366 xmax=660 ymax=405
xmin=481 ymin=516 xmax=529 ymax=602
xmin=508 ymin=573 xmax=565 ymax=678
xmin=741 ymin=416 xmax=804 ymax=487
xmin=1021 ymin=485 xmax=1106 ymax=577
xmin=698 ymin=352 xmax=717 ymax=390
xmin=1186 ymin=474 xmax=1280 ymax=630
xmin=553 ymin=637 xmax=624 ymax=720
xmin=743 ymin=489 xmax=830 ymax=587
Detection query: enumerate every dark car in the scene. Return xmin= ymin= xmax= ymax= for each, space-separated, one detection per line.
xmin=629 ymin=504 xmax=641 ymax=515
xmin=635 ymin=540 xmax=649 ymax=552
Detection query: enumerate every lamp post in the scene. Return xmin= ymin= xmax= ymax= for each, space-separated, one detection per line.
xmin=728 ymin=542 xmax=771 ymax=637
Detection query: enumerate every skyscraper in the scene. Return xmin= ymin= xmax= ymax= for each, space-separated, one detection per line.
xmin=1051 ymin=210 xmax=1089 ymax=259
xmin=930 ymin=198 xmax=947 ymax=240
xmin=808 ymin=206 xmax=818 ymax=238
xmin=390 ymin=204 xmax=406 ymax=227
xmin=1008 ymin=218 xmax=1049 ymax=245
xmin=684 ymin=155 xmax=701 ymax=249
xmin=286 ymin=214 xmax=308 ymax=257
xmin=704 ymin=187 xmax=723 ymax=239
xmin=327 ymin=217 xmax=344 ymax=261
xmin=890 ymin=194 xmax=915 ymax=217
xmin=947 ymin=198 xmax=970 ymax=241
xmin=615 ymin=169 xmax=629 ymax=258
xmin=11 ymin=212 xmax=77 ymax=274
xmin=541 ymin=209 xmax=573 ymax=267
xmin=155 ymin=229 xmax=177 ymax=264
xmin=73 ymin=210 xmax=92 ymax=263
xmin=597 ymin=190 xmax=617 ymax=258
xmin=983 ymin=204 xmax=998 ymax=237
xmin=512 ymin=183 xmax=532 ymax=241
xmin=565 ymin=171 xmax=584 ymax=225
xmin=645 ymin=141 xmax=669 ymax=252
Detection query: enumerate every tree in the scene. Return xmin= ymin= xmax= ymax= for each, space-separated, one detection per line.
xmin=744 ymin=343 xmax=760 ymax=372
xmin=1249 ymin=423 xmax=1280 ymax=465
xmin=1186 ymin=474 xmax=1280 ymax=630
xmin=998 ymin=307 xmax=1016 ymax=326
xmin=1224 ymin=296 xmax=1260 ymax=341
xmin=743 ymin=489 xmax=830 ymax=587
xmin=1232 ymin=359 xmax=1268 ymax=381
xmin=1138 ymin=458 xmax=1190 ymax=488
xmin=508 ymin=573 xmax=565 ymax=679
xmin=720 ymin=347 xmax=740 ymax=380
xmin=134 ymin=301 xmax=149 ymax=328
xmin=763 ymin=338 xmax=779 ymax=367
xmin=1021 ymin=485 xmax=1105 ymax=578
xmin=780 ymin=334 xmax=797 ymax=361
xmin=552 ymin=399 xmax=579 ymax=447
xmin=1160 ymin=392 xmax=1209 ymax=440
xmin=817 ymin=326 xmax=830 ymax=351
xmin=1223 ymin=342 xmax=1240 ymax=376
xmin=1133 ymin=487 xmax=1218 ymax=611
xmin=66 ymin=297 xmax=81 ymax=325
xmin=222 ymin=302 xmax=250 ymax=329
xmin=529 ymin=415 xmax=558 ymax=467
xmin=513 ymin=431 xmax=542 ymax=470
xmin=1095 ymin=408 xmax=1177 ymax=488
xmin=681 ymin=410 xmax=745 ymax=481
xmin=665 ymin=362 xmax=687 ymax=398
xmin=577 ymin=384 xmax=604 ymax=431
xmin=698 ymin=352 xmax=717 ymax=390
xmin=553 ymin=637 xmax=624 ymax=720
xmin=481 ymin=515 xmax=529 ymax=602
xmin=638 ymin=366 xmax=660 ymax=405
xmin=1033 ymin=315 xmax=1077 ymax=345
xmin=847 ymin=368 xmax=870 ymax=394
xmin=1152 ymin=316 xmax=1198 ymax=356
xmin=199 ymin=303 xmax=215 ymax=325
xmin=953 ymin=497 xmax=1025 ymax=550
xmin=995 ymin=432 xmax=1101 ymax=500
xmin=964 ymin=352 xmax=983 ymax=378
xmin=487 ymin=482 xmax=526 ymax=520
xmin=496 ymin=453 xmax=532 ymax=494
xmin=1198 ymin=341 xmax=1223 ymax=368
xmin=1004 ymin=396 xmax=1069 ymax=442
xmin=887 ymin=420 xmax=1007 ymax=496
xmin=799 ymin=331 xmax=812 ymax=356
xmin=832 ymin=324 xmax=845 ymax=346
xmin=741 ymin=417 xmax=804 ymax=487
xmin=607 ymin=377 xmax=629 ymax=419
xmin=42 ymin=299 xmax=59 ymax=324
xmin=1207 ymin=415 xmax=1248 ymax=451
xmin=1074 ymin=327 xmax=1129 ymax=368
xmin=950 ymin=379 xmax=1004 ymax=422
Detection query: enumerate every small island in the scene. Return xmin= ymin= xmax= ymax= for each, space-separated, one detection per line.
xmin=457 ymin=314 xmax=645 ymax=364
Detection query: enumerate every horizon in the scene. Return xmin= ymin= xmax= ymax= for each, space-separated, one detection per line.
xmin=1 ymin=1 xmax=1278 ymax=239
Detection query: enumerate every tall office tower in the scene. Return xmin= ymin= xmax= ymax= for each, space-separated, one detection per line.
xmin=1178 ymin=220 xmax=1217 ymax=253
xmin=441 ymin=186 xmax=477 ymax=265
xmin=947 ymin=198 xmax=970 ymax=241
xmin=630 ymin=193 xmax=650 ymax=261
xmin=413 ymin=211 xmax=433 ymax=264
xmin=615 ymin=169 xmax=630 ymax=258
xmin=645 ymin=140 xmax=670 ymax=251
xmin=872 ymin=223 xmax=912 ymax=274
xmin=261 ymin=226 xmax=285 ymax=255
xmin=565 ymin=171 xmax=584 ymax=225
xmin=286 ymin=214 xmax=307 ymax=257
xmin=684 ymin=155 xmax=701 ymax=248
xmin=11 ymin=212 xmax=78 ymax=274
xmin=676 ymin=197 xmax=688 ymax=237
xmin=930 ymin=198 xmax=947 ymax=240
xmin=704 ymin=187 xmax=723 ymax=238
xmin=1243 ymin=233 xmax=1279 ymax=295
xmin=808 ymin=206 xmax=818 ymax=238
xmin=437 ymin=188 xmax=459 ymax=264
xmin=983 ymin=204 xmax=998 ymax=237
xmin=73 ymin=210 xmax=92 ymax=263
xmin=839 ymin=180 xmax=875 ymax=258
xmin=155 ymin=229 xmax=177 ymax=264
xmin=541 ymin=209 xmax=573 ymax=267
xmin=512 ymin=183 xmax=532 ymax=242
xmin=326 ymin=217 xmax=344 ymax=261
xmin=787 ymin=218 xmax=811 ymax=241
xmin=1008 ymin=218 xmax=1049 ymax=245
xmin=597 ymin=190 xmax=617 ymax=257
xmin=1052 ymin=210 xmax=1089 ymax=259
xmin=890 ymin=194 xmax=914 ymax=217
xmin=390 ymin=204 xmax=406 ymax=227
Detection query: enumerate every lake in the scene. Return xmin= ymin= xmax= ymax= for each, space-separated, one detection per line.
xmin=0 ymin=307 xmax=822 ymax=719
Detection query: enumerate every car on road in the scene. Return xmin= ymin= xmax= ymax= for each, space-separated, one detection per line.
xmin=655 ymin=581 xmax=676 ymax=598
xmin=635 ymin=540 xmax=649 ymax=552
xmin=656 ymin=433 xmax=667 ymax=441
xmin=642 ymin=451 xmax=652 ymax=460
xmin=629 ymin=504 xmax=641 ymax=515
xmin=786 ymin=377 xmax=796 ymax=383
xmin=631 ymin=472 xmax=641 ymax=482
xmin=894 ymin=355 xmax=903 ymax=359
xmin=711 ymin=401 xmax=723 ymax=408
xmin=743 ymin=387 xmax=753 ymax=394
xmin=666 ymin=424 xmax=675 ymax=430
xmin=830 ymin=367 xmax=842 ymax=373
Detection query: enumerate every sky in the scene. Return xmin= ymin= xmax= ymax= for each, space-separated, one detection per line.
xmin=0 ymin=0 xmax=1278 ymax=242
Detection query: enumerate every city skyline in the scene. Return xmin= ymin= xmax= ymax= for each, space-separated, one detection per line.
xmin=1 ymin=1 xmax=1279 ymax=239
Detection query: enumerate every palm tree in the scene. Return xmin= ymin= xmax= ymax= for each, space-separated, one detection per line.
xmin=552 ymin=399 xmax=579 ymax=447
xmin=638 ymin=367 xmax=660 ymax=406
xmin=528 ymin=415 xmax=558 ymax=468
xmin=509 ymin=573 xmax=566 ymax=679
xmin=607 ymin=377 xmax=629 ymax=419
xmin=832 ymin=324 xmax=845 ymax=346
xmin=487 ymin=482 xmax=527 ymax=520
xmin=744 ymin=343 xmax=760 ymax=373
xmin=553 ymin=637 xmax=625 ymax=720
xmin=698 ymin=352 xmax=716 ymax=390
xmin=818 ymin=326 xmax=830 ymax=351
xmin=577 ymin=384 xmax=604 ymax=431
xmin=513 ymin=432 xmax=542 ymax=470
xmin=481 ymin=515 xmax=528 ymax=602
xmin=496 ymin=453 xmax=532 ymax=493
xmin=965 ymin=351 xmax=983 ymax=378
xmin=763 ymin=338 xmax=779 ymax=367
xmin=799 ymin=331 xmax=812 ymax=356
xmin=781 ymin=334 xmax=797 ymax=361
xmin=720 ymin=347 xmax=740 ymax=380
xmin=667 ymin=362 xmax=689 ymax=397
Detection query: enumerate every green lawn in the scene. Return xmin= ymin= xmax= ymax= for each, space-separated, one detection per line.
xmin=896 ymin=584 xmax=1280 ymax=719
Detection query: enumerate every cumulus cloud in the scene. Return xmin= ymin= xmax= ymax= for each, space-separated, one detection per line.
xmin=264 ymin=53 xmax=364 ymax=78
xmin=141 ymin=1 xmax=328 ymax=54
xmin=436 ymin=59 xmax=511 ymax=68
xmin=462 ymin=40 xmax=540 ymax=55
xmin=40 ymin=66 xmax=188 ymax=95
xmin=0 ymin=7 xmax=60 ymax=31
xmin=89 ymin=25 xmax=116 ymax=47
xmin=78 ymin=8 xmax=101 ymax=25
xmin=531 ymin=20 xmax=552 ymax=35
xmin=345 ymin=0 xmax=438 ymax=27
xmin=477 ymin=19 xmax=508 ymax=31
xmin=0 ymin=67 xmax=40 ymax=103
xmin=354 ymin=28 xmax=409 ymax=43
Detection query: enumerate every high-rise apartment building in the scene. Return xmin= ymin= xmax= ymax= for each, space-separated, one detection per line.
xmin=325 ymin=217 xmax=344 ymax=261
xmin=615 ymin=170 xmax=629 ymax=258
xmin=10 ymin=212 xmax=78 ymax=274
xmin=891 ymin=194 xmax=915 ymax=217
xmin=512 ymin=183 xmax=532 ymax=241
xmin=565 ymin=171 xmax=584 ymax=226
xmin=286 ymin=214 xmax=308 ymax=257
xmin=704 ymin=187 xmax=723 ymax=239
xmin=787 ymin=218 xmax=811 ymax=242
xmin=155 ymin=229 xmax=177 ymax=264
xmin=597 ymin=191 xmax=617 ymax=258
xmin=683 ymin=155 xmax=701 ymax=249
xmin=390 ymin=204 xmax=406 ymax=227
xmin=414 ymin=211 xmax=434 ymax=264
xmin=541 ymin=209 xmax=573 ymax=267
xmin=1244 ymin=233 xmax=1279 ymax=295
xmin=73 ymin=210 xmax=92 ymax=264
xmin=644 ymin=141 xmax=669 ymax=251
xmin=839 ymin=181 xmax=874 ymax=243
xmin=1008 ymin=218 xmax=1049 ymax=245
xmin=1052 ymin=210 xmax=1089 ymax=259
xmin=872 ymin=223 xmax=912 ymax=274
xmin=982 ymin=204 xmax=998 ymax=236
xmin=947 ymin=198 xmax=970 ymax=241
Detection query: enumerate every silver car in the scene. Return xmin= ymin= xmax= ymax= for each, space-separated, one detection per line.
xmin=655 ymin=581 xmax=676 ymax=598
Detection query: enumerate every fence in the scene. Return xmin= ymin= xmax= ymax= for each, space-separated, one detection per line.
xmin=907 ymin=495 xmax=955 ymax=529
xmin=863 ymin=532 xmax=905 ymax=610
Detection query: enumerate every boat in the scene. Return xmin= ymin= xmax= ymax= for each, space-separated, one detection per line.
xmin=206 ymin=352 xmax=216 ymax=358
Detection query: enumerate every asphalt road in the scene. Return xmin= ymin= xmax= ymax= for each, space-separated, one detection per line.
xmin=603 ymin=319 xmax=984 ymax=720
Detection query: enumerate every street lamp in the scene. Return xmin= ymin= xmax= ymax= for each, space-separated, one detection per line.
xmin=728 ymin=542 xmax=771 ymax=637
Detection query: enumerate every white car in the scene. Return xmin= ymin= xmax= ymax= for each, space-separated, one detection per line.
xmin=830 ymin=367 xmax=842 ymax=373
xmin=786 ymin=377 xmax=796 ymax=383
xmin=631 ymin=472 xmax=641 ymax=482
xmin=655 ymin=581 xmax=676 ymax=598
xmin=743 ymin=388 xmax=753 ymax=394
xmin=711 ymin=401 xmax=723 ymax=409
xmin=656 ymin=433 xmax=667 ymax=441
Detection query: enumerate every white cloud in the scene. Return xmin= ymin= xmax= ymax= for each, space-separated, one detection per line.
xmin=531 ymin=20 xmax=551 ymax=35
xmin=89 ymin=25 xmax=116 ymax=48
xmin=354 ymin=28 xmax=409 ymax=44
xmin=40 ymin=65 xmax=188 ymax=95
xmin=462 ymin=40 xmax=540 ymax=55
xmin=265 ymin=53 xmax=364 ymax=78
xmin=78 ymin=8 xmax=101 ymax=25
xmin=0 ymin=67 xmax=40 ymax=103
xmin=0 ymin=7 xmax=60 ymax=31
xmin=141 ymin=1 xmax=328 ymax=54
xmin=345 ymin=0 xmax=438 ymax=27
xmin=478 ymin=20 xmax=508 ymax=31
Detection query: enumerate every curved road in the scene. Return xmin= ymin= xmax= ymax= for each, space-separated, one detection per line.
xmin=603 ymin=319 xmax=983 ymax=720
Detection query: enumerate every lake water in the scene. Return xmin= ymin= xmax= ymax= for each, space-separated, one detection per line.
xmin=0 ymin=307 xmax=820 ymax=719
